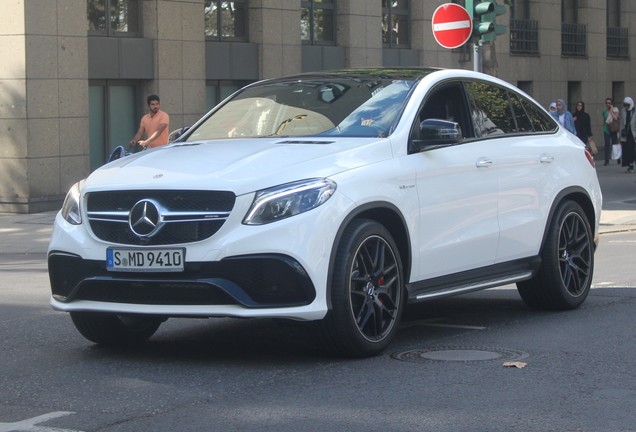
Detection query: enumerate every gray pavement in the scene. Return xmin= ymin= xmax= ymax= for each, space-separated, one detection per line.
xmin=0 ymin=162 xmax=635 ymax=256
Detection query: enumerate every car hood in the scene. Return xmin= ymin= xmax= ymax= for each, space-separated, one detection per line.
xmin=86 ymin=137 xmax=392 ymax=195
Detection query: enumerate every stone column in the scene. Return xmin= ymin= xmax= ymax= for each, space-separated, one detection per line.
xmin=142 ymin=0 xmax=207 ymax=130
xmin=249 ymin=0 xmax=301 ymax=79
xmin=0 ymin=0 xmax=89 ymax=213
xmin=337 ymin=0 xmax=382 ymax=67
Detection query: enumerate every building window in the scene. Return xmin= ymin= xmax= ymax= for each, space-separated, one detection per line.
xmin=510 ymin=20 xmax=538 ymax=55
xmin=301 ymin=0 xmax=336 ymax=45
xmin=382 ymin=0 xmax=410 ymax=48
xmin=607 ymin=0 xmax=628 ymax=59
xmin=88 ymin=0 xmax=141 ymax=36
xmin=206 ymin=80 xmax=253 ymax=112
xmin=517 ymin=81 xmax=533 ymax=97
xmin=205 ymin=0 xmax=248 ymax=41
xmin=509 ymin=0 xmax=538 ymax=55
xmin=89 ymin=81 xmax=139 ymax=170
xmin=561 ymin=0 xmax=586 ymax=57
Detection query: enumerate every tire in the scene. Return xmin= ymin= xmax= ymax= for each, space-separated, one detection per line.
xmin=70 ymin=312 xmax=162 ymax=346
xmin=517 ymin=200 xmax=594 ymax=310
xmin=321 ymin=219 xmax=404 ymax=357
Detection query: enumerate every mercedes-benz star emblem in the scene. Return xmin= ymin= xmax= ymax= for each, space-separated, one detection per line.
xmin=129 ymin=199 xmax=164 ymax=238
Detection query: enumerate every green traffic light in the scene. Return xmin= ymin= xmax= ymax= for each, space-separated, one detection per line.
xmin=477 ymin=22 xmax=495 ymax=35
xmin=475 ymin=2 xmax=495 ymax=15
xmin=468 ymin=0 xmax=507 ymax=43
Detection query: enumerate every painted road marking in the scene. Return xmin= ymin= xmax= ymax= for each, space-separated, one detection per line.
xmin=0 ymin=412 xmax=84 ymax=432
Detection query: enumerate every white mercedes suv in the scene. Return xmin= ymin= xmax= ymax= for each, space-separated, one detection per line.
xmin=48 ymin=68 xmax=602 ymax=357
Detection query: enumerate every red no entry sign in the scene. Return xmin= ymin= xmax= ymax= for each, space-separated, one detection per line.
xmin=432 ymin=3 xmax=473 ymax=49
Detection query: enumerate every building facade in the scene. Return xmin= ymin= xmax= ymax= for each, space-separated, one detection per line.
xmin=0 ymin=0 xmax=633 ymax=213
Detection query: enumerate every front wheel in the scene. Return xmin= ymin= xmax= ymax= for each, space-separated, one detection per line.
xmin=321 ymin=219 xmax=404 ymax=357
xmin=517 ymin=200 xmax=594 ymax=310
xmin=70 ymin=312 xmax=162 ymax=346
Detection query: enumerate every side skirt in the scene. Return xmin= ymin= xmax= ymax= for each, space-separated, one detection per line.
xmin=406 ymin=257 xmax=541 ymax=303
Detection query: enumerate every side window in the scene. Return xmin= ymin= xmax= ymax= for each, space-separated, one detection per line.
xmin=465 ymin=81 xmax=516 ymax=137
xmin=417 ymin=84 xmax=471 ymax=138
xmin=509 ymin=92 xmax=534 ymax=133
xmin=520 ymin=97 xmax=558 ymax=132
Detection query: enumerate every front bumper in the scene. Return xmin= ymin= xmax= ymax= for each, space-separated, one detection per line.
xmin=47 ymin=188 xmax=355 ymax=320
xmin=49 ymin=251 xmax=316 ymax=311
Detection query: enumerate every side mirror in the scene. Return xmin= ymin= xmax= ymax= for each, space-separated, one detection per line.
xmin=410 ymin=119 xmax=463 ymax=153
xmin=106 ymin=145 xmax=127 ymax=163
xmin=169 ymin=127 xmax=190 ymax=143
xmin=420 ymin=119 xmax=462 ymax=144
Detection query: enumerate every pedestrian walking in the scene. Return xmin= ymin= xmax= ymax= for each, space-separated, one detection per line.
xmin=602 ymin=98 xmax=620 ymax=165
xmin=620 ymin=96 xmax=636 ymax=173
xmin=555 ymin=99 xmax=576 ymax=134
xmin=573 ymin=100 xmax=593 ymax=152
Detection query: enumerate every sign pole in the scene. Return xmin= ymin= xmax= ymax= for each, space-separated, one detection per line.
xmin=473 ymin=41 xmax=482 ymax=73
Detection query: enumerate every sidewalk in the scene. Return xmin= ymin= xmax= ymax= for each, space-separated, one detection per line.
xmin=0 ymin=165 xmax=635 ymax=256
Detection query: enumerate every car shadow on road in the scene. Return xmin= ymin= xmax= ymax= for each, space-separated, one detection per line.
xmin=71 ymin=288 xmax=532 ymax=364
xmin=68 ymin=285 xmax=635 ymax=364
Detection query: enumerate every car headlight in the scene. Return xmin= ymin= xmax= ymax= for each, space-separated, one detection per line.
xmin=60 ymin=181 xmax=83 ymax=225
xmin=243 ymin=178 xmax=337 ymax=225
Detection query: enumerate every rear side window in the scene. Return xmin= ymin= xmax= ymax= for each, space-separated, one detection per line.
xmin=509 ymin=92 xmax=534 ymax=133
xmin=465 ymin=81 xmax=516 ymax=137
xmin=519 ymin=97 xmax=558 ymax=132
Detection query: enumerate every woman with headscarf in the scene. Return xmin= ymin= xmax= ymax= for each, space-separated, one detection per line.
xmin=620 ymin=96 xmax=636 ymax=173
xmin=602 ymin=98 xmax=620 ymax=166
xmin=556 ymin=99 xmax=576 ymax=134
xmin=573 ymin=100 xmax=592 ymax=147
xmin=548 ymin=102 xmax=558 ymax=120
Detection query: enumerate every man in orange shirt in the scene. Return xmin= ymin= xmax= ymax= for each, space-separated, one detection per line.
xmin=129 ymin=95 xmax=170 ymax=150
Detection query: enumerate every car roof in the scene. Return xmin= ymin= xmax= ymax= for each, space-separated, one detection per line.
xmin=248 ymin=68 xmax=518 ymax=91
xmin=254 ymin=68 xmax=443 ymax=85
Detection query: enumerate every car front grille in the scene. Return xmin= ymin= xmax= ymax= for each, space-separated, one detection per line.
xmin=86 ymin=190 xmax=236 ymax=245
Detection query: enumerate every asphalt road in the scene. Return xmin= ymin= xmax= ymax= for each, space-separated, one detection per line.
xmin=1 ymin=227 xmax=635 ymax=431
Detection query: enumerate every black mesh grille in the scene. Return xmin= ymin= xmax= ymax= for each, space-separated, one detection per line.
xmin=89 ymin=219 xmax=225 ymax=245
xmin=75 ymin=281 xmax=237 ymax=306
xmin=88 ymin=190 xmax=235 ymax=212
xmin=86 ymin=190 xmax=235 ymax=245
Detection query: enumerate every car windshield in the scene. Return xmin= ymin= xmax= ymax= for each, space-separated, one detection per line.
xmin=185 ymin=74 xmax=419 ymax=140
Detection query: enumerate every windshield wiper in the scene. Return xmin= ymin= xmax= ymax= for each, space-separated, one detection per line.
xmin=275 ymin=114 xmax=308 ymax=135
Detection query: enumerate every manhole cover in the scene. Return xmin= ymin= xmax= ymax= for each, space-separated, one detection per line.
xmin=392 ymin=346 xmax=528 ymax=364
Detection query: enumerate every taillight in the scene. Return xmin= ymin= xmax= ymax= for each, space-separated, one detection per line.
xmin=584 ymin=149 xmax=595 ymax=167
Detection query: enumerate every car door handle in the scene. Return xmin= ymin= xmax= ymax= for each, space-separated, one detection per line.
xmin=540 ymin=154 xmax=555 ymax=164
xmin=475 ymin=158 xmax=493 ymax=168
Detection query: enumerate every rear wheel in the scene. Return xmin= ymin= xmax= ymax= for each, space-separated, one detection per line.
xmin=517 ymin=200 xmax=594 ymax=310
xmin=70 ymin=312 xmax=162 ymax=345
xmin=321 ymin=219 xmax=404 ymax=357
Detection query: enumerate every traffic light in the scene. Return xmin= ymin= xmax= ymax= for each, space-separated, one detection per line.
xmin=466 ymin=0 xmax=507 ymax=43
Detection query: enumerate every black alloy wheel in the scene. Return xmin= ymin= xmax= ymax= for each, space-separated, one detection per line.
xmin=558 ymin=208 xmax=593 ymax=298
xmin=517 ymin=200 xmax=594 ymax=310
xmin=321 ymin=219 xmax=404 ymax=357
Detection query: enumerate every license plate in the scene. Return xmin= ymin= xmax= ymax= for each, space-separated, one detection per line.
xmin=106 ymin=248 xmax=185 ymax=272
